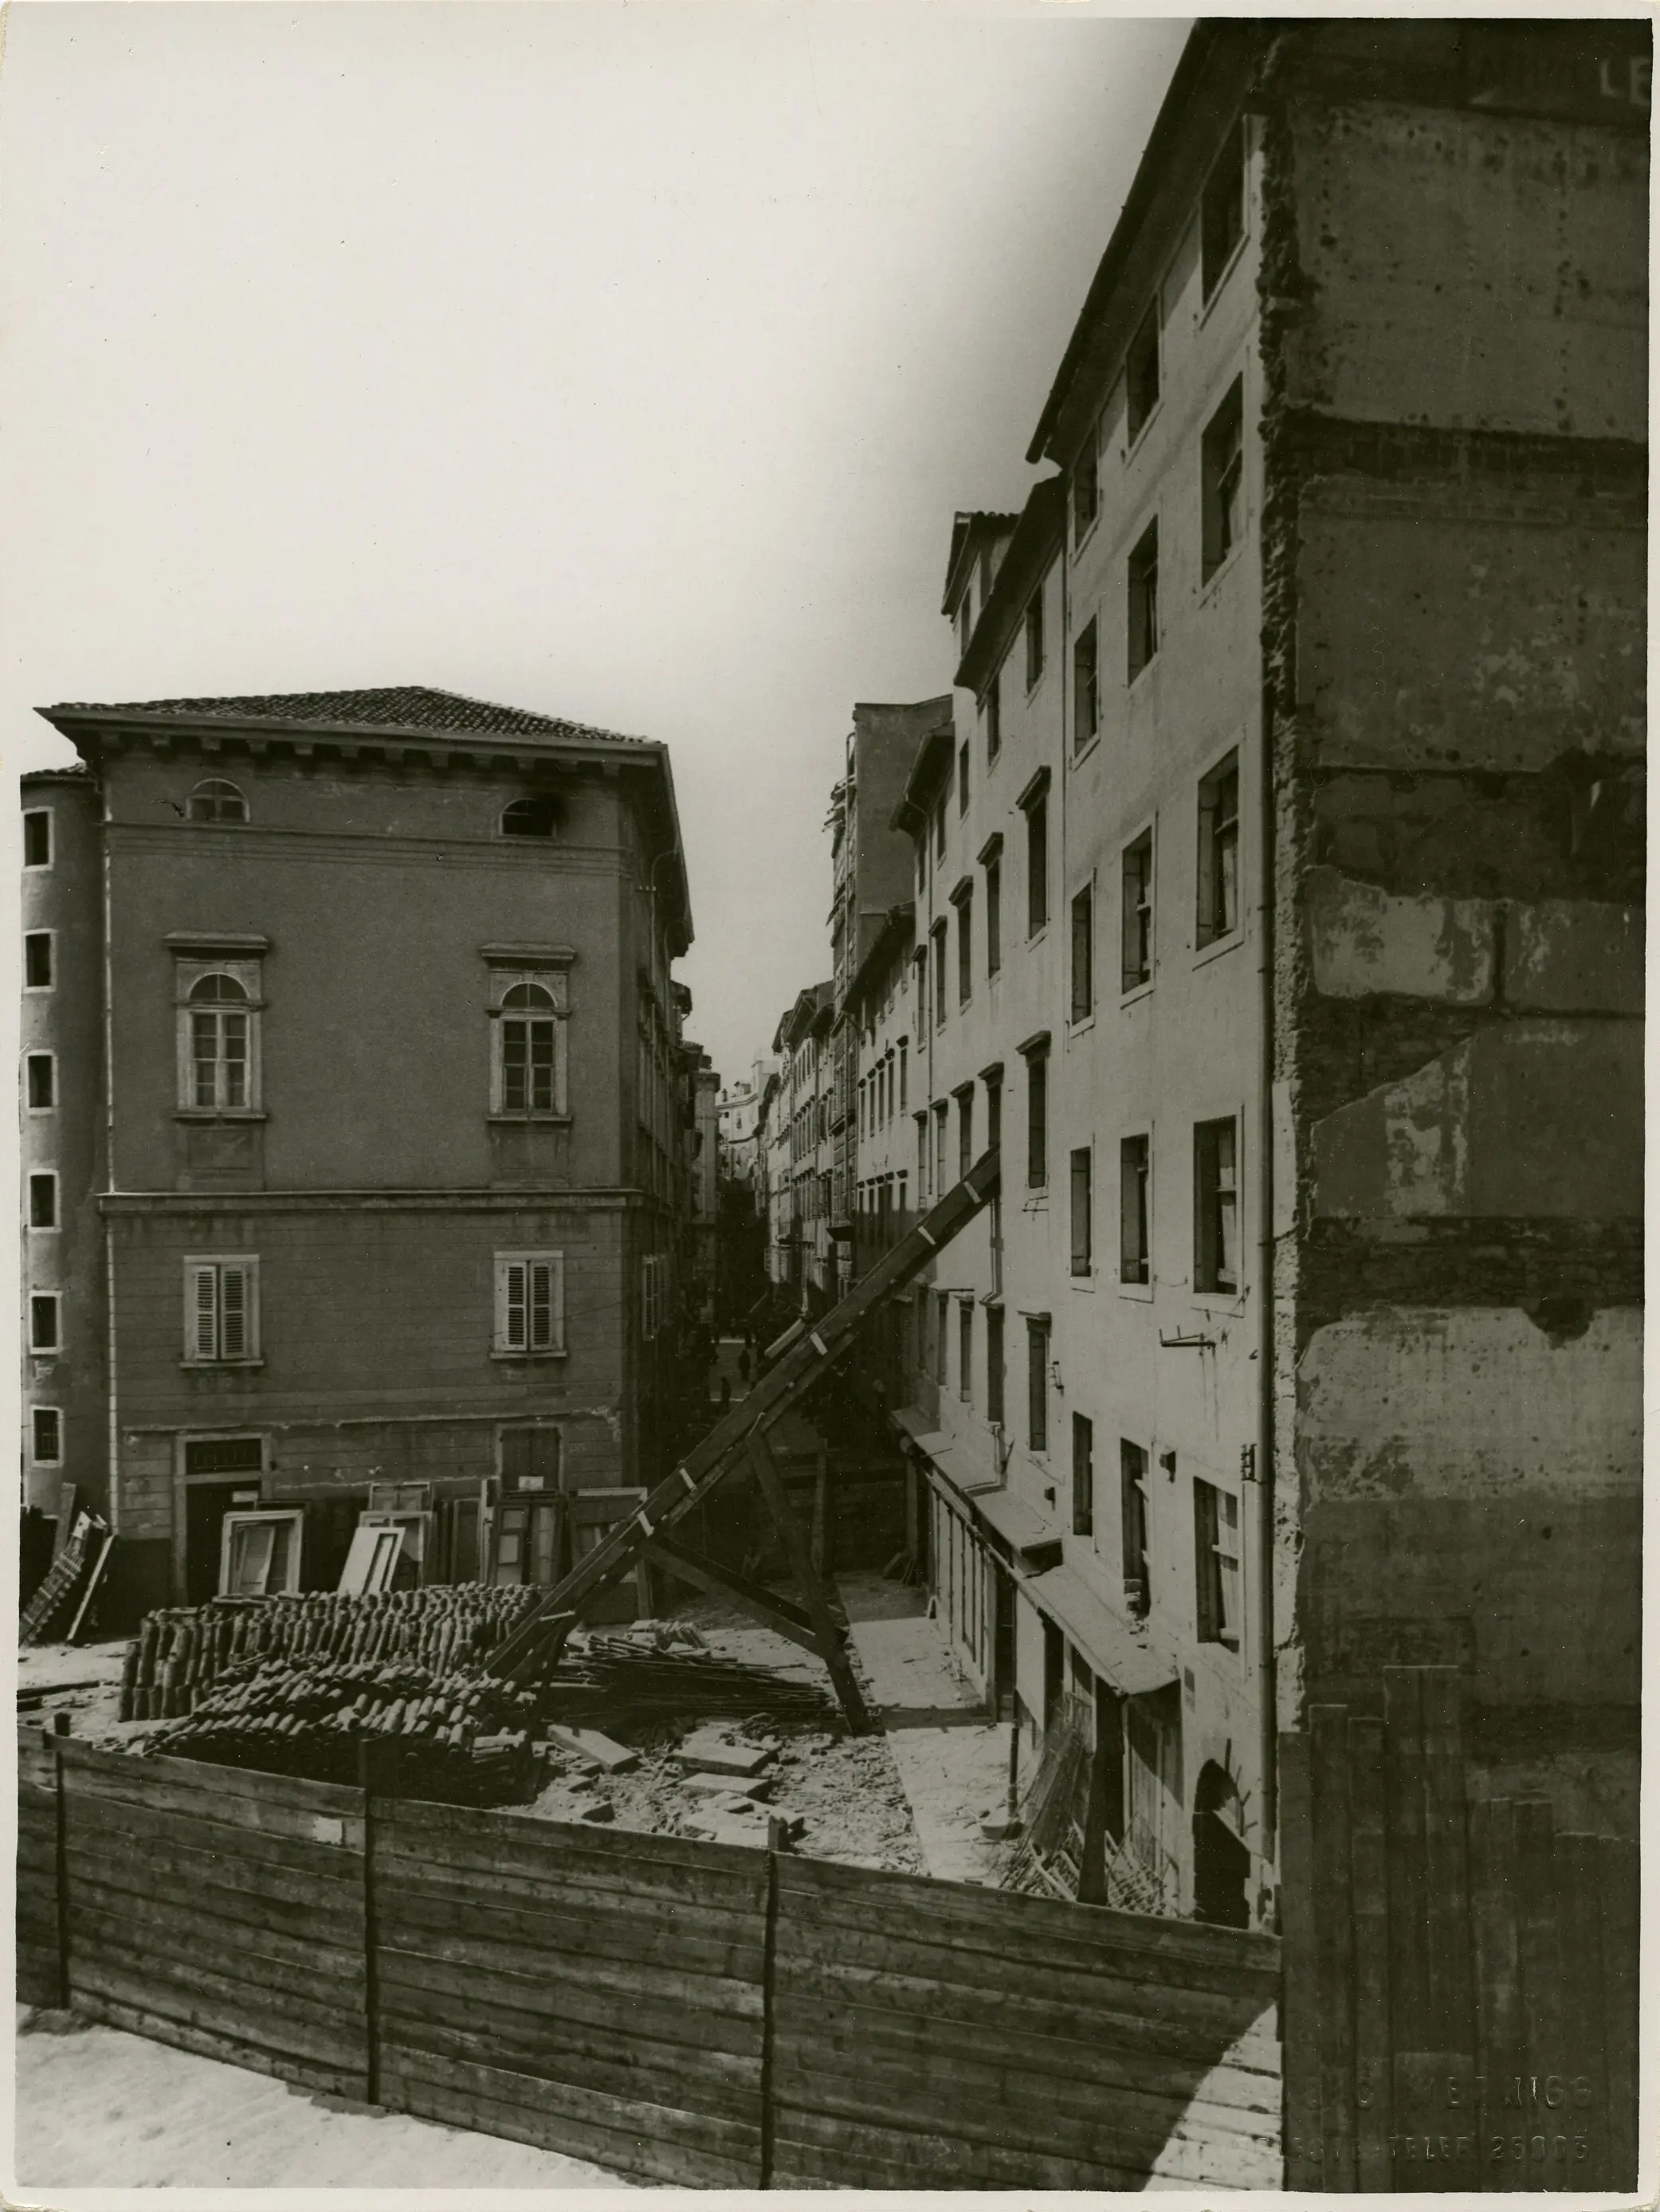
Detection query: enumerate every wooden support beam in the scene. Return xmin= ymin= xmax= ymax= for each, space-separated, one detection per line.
xmin=642 ymin=1539 xmax=827 ymax=1657
xmin=747 ymin=1428 xmax=873 ymax=1737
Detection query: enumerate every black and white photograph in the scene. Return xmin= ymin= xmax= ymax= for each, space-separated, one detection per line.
xmin=4 ymin=5 xmax=1648 ymax=2198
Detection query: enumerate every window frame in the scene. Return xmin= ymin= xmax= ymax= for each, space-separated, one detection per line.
xmin=500 ymin=794 xmax=560 ymax=839
xmin=25 ymin=1052 xmax=57 ymax=1113
xmin=1196 ymin=750 xmax=1242 ymax=953
xmin=982 ymin=840 xmax=1003 ymax=977
xmin=29 ymin=1292 xmax=61 ymax=1354
xmin=1127 ymin=518 xmax=1160 ymax=684
xmin=958 ymin=1297 xmax=973 ymax=1405
xmin=22 ymin=809 xmax=52 ymax=869
xmin=1072 ymin=422 xmax=1101 ymax=546
xmin=1073 ymin=616 xmax=1101 ymax=755
xmin=1194 ymin=1115 xmax=1241 ymax=1299
xmin=1026 ymin=1316 xmax=1050 ymax=1454
xmin=1194 ymin=1477 xmax=1242 ymax=1647
xmin=984 ymin=668 xmax=1002 ymax=762
xmin=986 ymin=1303 xmax=1005 ymax=1429
xmin=23 ymin=931 xmax=54 ymax=992
xmin=1020 ymin=771 xmax=1050 ymax=938
xmin=182 ymin=1255 xmax=262 ymax=1366
xmin=1200 ymin=120 xmax=1247 ymax=304
xmin=1201 ymin=375 xmax=1246 ymax=585
xmin=931 ymin=920 xmax=948 ymax=1029
xmin=1069 ymin=1144 xmax=1093 ymax=1278
xmin=1125 ymin=300 xmax=1162 ymax=446
xmin=174 ymin=958 xmax=265 ymax=1116
xmin=1023 ymin=585 xmax=1046 ymax=692
xmin=1072 ymin=1413 xmax=1095 ymax=1538
xmin=1069 ymin=879 xmax=1095 ymax=1026
xmin=1022 ymin=1037 xmax=1050 ymax=1191
xmin=187 ymin=778 xmax=249 ymax=826
xmin=28 ymin=1171 xmax=59 ymax=1231
xmin=1120 ymin=1440 xmax=1152 ymax=1614
xmin=952 ymin=880 xmax=973 ymax=1007
xmin=486 ymin=955 xmax=573 ymax=1120
xmin=1119 ymin=1133 xmax=1152 ymax=1291
xmin=493 ymin=1249 xmax=568 ymax=1359
xmin=1121 ymin=826 xmax=1155 ymax=993
xmin=955 ymin=1083 xmax=975 ymax=1182
xmin=31 ymin=1406 xmax=63 ymax=1467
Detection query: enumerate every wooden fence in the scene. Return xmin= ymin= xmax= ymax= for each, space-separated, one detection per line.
xmin=1280 ymin=1665 xmax=1639 ymax=2193
xmin=18 ymin=1731 xmax=1280 ymax=2188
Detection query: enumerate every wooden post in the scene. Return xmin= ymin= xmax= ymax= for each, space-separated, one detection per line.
xmin=1277 ymin=1728 xmax=1325 ymax=2190
xmin=1074 ymin=1732 xmax=1110 ymax=1906
xmin=356 ymin=1739 xmax=382 ymax=2108
xmin=1348 ymin=1714 xmax=1393 ymax=2188
xmin=747 ymin=1427 xmax=873 ymax=1735
xmin=1309 ymin=1704 xmax=1358 ymax=2190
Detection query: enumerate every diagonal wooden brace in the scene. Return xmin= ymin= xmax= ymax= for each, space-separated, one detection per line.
xmin=746 ymin=1426 xmax=873 ymax=1735
xmin=641 ymin=1535 xmax=825 ymax=1651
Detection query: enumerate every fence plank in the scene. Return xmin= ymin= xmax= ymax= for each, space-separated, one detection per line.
xmin=1554 ymin=1832 xmax=1609 ymax=2190
xmin=1468 ymin=1796 xmax=1525 ymax=2194
xmin=1277 ymin=1728 xmax=1324 ymax=2189
xmin=1382 ymin=1668 xmax=1428 ymax=2047
xmin=1419 ymin=1669 xmax=1474 ymax=2056
xmin=1598 ymin=1837 xmax=1638 ymax=2191
xmin=1348 ymin=1714 xmax=1392 ymax=2188
xmin=1309 ymin=1704 xmax=1358 ymax=2189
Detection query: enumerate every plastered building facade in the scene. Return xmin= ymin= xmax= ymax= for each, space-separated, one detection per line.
xmin=21 ymin=687 xmax=699 ymax=1622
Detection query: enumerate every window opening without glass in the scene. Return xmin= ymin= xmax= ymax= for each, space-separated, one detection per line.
xmin=188 ymin=779 xmax=248 ymax=824
xmin=1195 ymin=1117 xmax=1239 ymax=1294
xmin=1202 ymin=378 xmax=1245 ymax=581
xmin=1128 ymin=520 xmax=1160 ymax=681
xmin=1197 ymin=752 xmax=1240 ymax=946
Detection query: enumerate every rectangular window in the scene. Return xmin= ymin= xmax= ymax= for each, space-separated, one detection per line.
xmin=500 ymin=1424 xmax=562 ymax=1488
xmin=932 ymin=921 xmax=948 ymax=1027
xmin=915 ymin=1111 xmax=929 ymax=1202
xmin=936 ymin=1292 xmax=950 ymax=1384
xmin=985 ymin=855 xmax=1002 ymax=976
xmin=1128 ymin=520 xmax=1159 ymax=681
xmin=983 ymin=1067 xmax=1003 ymax=1153
xmin=955 ymin=890 xmax=972 ymax=1006
xmin=1202 ymin=122 xmax=1246 ymax=300
xmin=934 ymin=1104 xmax=949 ymax=1194
xmin=985 ymin=671 xmax=1002 ymax=761
xmin=1069 ymin=1147 xmax=1093 ymax=1276
xmin=957 ymin=1088 xmax=974 ymax=1180
xmin=502 ymin=1013 xmax=557 ymax=1113
xmin=1120 ymin=1135 xmax=1151 ymax=1284
xmin=1195 ymin=1478 xmax=1242 ymax=1645
xmin=1025 ymin=1046 xmax=1049 ymax=1190
xmin=1072 ymin=1414 xmax=1094 ymax=1538
xmin=31 ymin=1407 xmax=62 ymax=1465
xmin=1195 ymin=1117 xmax=1239 ymax=1294
xmin=934 ymin=792 xmax=947 ymax=862
xmin=1126 ymin=300 xmax=1160 ymax=441
xmin=1202 ymin=377 xmax=1245 ymax=581
xmin=184 ymin=1257 xmax=261 ymax=1363
xmin=1026 ymin=1318 xmax=1050 ymax=1453
xmin=26 ymin=1053 xmax=55 ymax=1111
xmin=1197 ymin=751 xmax=1241 ymax=946
xmin=1070 ymin=883 xmax=1093 ymax=1022
xmin=28 ymin=1172 xmax=58 ymax=1230
xmin=23 ymin=810 xmax=51 ymax=868
xmin=29 ymin=1293 xmax=60 ymax=1352
xmin=899 ymin=1038 xmax=908 ymax=1111
xmin=1121 ymin=1441 xmax=1151 ymax=1612
xmin=959 ymin=1300 xmax=973 ymax=1403
xmin=1072 ymin=429 xmax=1099 ymax=543
xmin=1121 ymin=829 xmax=1153 ymax=990
xmin=915 ymin=944 xmax=928 ymax=1030
xmin=494 ymin=1250 xmax=567 ymax=1355
xmin=1026 ymin=789 xmax=1049 ymax=935
xmin=191 ymin=1007 xmax=249 ymax=1110
xmin=958 ymin=740 xmax=970 ymax=818
xmin=24 ymin=933 xmax=53 ymax=989
xmin=987 ymin=1306 xmax=1005 ymax=1428
xmin=1073 ymin=618 xmax=1099 ymax=754
xmin=641 ymin=1253 xmax=665 ymax=1341
xmin=1024 ymin=587 xmax=1045 ymax=689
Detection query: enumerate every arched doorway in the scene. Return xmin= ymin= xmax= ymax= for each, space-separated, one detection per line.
xmin=1192 ymin=1760 xmax=1251 ymax=1928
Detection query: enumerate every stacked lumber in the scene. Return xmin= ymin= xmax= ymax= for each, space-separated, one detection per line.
xmin=544 ymin=1637 xmax=841 ymax=1731
xmin=150 ymin=1656 xmax=542 ymax=1800
xmin=119 ymin=1585 xmax=544 ymax=1721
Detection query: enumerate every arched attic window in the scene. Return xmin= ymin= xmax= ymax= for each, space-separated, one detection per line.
xmin=189 ymin=779 xmax=249 ymax=824
xmin=501 ymin=794 xmax=559 ymax=838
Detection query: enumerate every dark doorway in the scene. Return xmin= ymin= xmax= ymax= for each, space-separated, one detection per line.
xmin=1042 ymin=1615 xmax=1065 ymax=1732
xmin=1192 ymin=1760 xmax=1251 ymax=1928
xmin=1095 ymin=1681 xmax=1126 ymax=1844
xmin=184 ymin=1481 xmax=259 ymax=1602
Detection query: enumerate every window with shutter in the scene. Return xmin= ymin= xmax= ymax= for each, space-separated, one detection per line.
xmin=184 ymin=1257 xmax=261 ymax=1363
xmin=495 ymin=1250 xmax=565 ymax=1356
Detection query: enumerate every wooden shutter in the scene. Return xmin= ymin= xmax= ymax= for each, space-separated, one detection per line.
xmin=219 ymin=1265 xmax=249 ymax=1359
xmin=529 ymin=1261 xmax=554 ymax=1351
xmin=1194 ymin=1479 xmax=1219 ymax=1641
xmin=503 ymin=1261 xmax=528 ymax=1351
xmin=189 ymin=1264 xmax=219 ymax=1361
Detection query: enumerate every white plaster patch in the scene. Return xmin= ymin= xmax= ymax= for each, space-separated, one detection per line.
xmin=1307 ymin=868 xmax=1494 ymax=1003
xmin=1297 ymin=1306 xmax=1641 ymax=1500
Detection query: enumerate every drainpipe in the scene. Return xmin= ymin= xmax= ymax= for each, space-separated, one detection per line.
xmin=1257 ymin=675 xmax=1278 ymax=1887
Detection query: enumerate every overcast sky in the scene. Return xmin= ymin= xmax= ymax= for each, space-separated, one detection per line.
xmin=0 ymin=4 xmax=1190 ymax=1084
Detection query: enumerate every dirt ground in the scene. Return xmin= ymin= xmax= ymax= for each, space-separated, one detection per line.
xmin=11 ymin=2006 xmax=626 ymax=2193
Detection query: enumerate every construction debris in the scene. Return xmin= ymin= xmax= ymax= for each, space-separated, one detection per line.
xmin=544 ymin=1638 xmax=840 ymax=1731
xmin=672 ymin=1728 xmax=775 ymax=1777
xmin=544 ymin=1725 xmax=638 ymax=1773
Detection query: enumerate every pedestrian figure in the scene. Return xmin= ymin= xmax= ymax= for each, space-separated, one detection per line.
xmin=738 ymin=1348 xmax=752 ymax=1384
xmin=719 ymin=1375 xmax=732 ymax=1413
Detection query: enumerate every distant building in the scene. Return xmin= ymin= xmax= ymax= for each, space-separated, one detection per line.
xmin=767 ymin=982 xmax=834 ymax=1308
xmin=715 ymin=1056 xmax=776 ymax=1190
xmin=21 ymin=686 xmax=698 ymax=1622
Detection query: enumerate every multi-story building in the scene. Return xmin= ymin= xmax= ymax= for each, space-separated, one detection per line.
xmin=21 ymin=685 xmax=698 ymax=1624
xmin=769 ymin=982 xmax=835 ymax=1308
xmin=877 ymin=17 xmax=1645 ymax=1930
xmin=715 ymin=1055 xmax=776 ymax=1191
